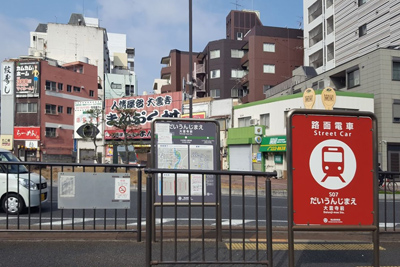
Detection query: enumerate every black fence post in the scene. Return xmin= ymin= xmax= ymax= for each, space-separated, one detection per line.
xmin=137 ymin=168 xmax=142 ymax=242
xmin=266 ymin=178 xmax=273 ymax=267
xmin=146 ymin=174 xmax=152 ymax=266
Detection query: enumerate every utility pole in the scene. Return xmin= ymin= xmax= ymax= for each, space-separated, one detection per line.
xmin=189 ymin=0 xmax=193 ymax=118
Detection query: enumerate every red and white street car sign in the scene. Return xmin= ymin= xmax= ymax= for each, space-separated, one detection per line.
xmin=290 ymin=113 xmax=375 ymax=226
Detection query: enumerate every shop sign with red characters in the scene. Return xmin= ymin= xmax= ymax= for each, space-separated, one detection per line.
xmin=290 ymin=111 xmax=375 ymax=226
xmin=104 ymin=92 xmax=182 ymax=140
xmin=14 ymin=127 xmax=40 ymax=140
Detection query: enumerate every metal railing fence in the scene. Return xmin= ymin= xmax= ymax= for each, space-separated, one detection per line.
xmin=144 ymin=168 xmax=277 ymax=266
xmin=0 ymin=161 xmax=144 ymax=241
xmin=379 ymin=171 xmax=400 ymax=233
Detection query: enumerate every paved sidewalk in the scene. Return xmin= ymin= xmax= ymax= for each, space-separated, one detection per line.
xmin=220 ymin=175 xmax=287 ymax=196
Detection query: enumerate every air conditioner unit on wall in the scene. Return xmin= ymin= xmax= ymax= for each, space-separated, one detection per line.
xmin=250 ymin=119 xmax=258 ymax=126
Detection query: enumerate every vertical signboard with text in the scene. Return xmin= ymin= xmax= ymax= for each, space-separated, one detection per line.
xmin=15 ymin=61 xmax=40 ymax=98
xmin=152 ymin=118 xmax=220 ymax=203
xmin=288 ymin=110 xmax=377 ymax=226
xmin=1 ymin=61 xmax=15 ymax=141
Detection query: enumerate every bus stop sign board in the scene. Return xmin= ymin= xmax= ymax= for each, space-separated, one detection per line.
xmin=290 ymin=111 xmax=375 ymax=226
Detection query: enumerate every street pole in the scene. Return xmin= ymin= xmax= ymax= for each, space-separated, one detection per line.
xmin=189 ymin=0 xmax=193 ymax=118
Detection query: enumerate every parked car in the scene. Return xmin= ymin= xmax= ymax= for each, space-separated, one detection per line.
xmin=0 ymin=149 xmax=48 ymax=215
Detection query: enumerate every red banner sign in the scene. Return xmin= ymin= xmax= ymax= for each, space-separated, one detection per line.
xmin=291 ymin=113 xmax=374 ymax=226
xmin=104 ymin=92 xmax=182 ymax=140
xmin=14 ymin=127 xmax=41 ymax=140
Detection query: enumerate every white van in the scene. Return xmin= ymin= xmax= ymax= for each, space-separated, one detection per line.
xmin=0 ymin=149 xmax=48 ymax=215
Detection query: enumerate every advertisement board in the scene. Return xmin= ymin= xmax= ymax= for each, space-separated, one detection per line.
xmin=0 ymin=135 xmax=13 ymax=150
xmin=1 ymin=62 xmax=14 ymax=96
xmin=104 ymin=92 xmax=182 ymax=140
xmin=15 ymin=61 xmax=40 ymax=97
xmin=74 ymin=100 xmax=103 ymax=139
xmin=14 ymin=127 xmax=40 ymax=140
xmin=289 ymin=111 xmax=375 ymax=226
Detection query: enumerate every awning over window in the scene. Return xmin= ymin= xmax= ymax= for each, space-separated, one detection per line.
xmin=259 ymin=136 xmax=286 ymax=152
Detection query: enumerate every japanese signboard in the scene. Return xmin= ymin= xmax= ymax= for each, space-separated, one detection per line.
xmin=15 ymin=61 xmax=40 ymax=97
xmin=260 ymin=136 xmax=286 ymax=152
xmin=14 ymin=127 xmax=40 ymax=140
xmin=0 ymin=135 xmax=13 ymax=150
xmin=288 ymin=110 xmax=376 ymax=226
xmin=74 ymin=100 xmax=103 ymax=139
xmin=152 ymin=118 xmax=220 ymax=203
xmin=2 ymin=62 xmax=14 ymax=96
xmin=104 ymin=92 xmax=182 ymax=140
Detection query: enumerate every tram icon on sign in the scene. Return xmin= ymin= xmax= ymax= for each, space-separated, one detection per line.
xmin=321 ymin=146 xmax=345 ymax=183
xmin=309 ymin=139 xmax=356 ymax=190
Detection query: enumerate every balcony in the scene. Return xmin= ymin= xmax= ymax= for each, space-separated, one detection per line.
xmin=160 ymin=83 xmax=173 ymax=93
xmin=196 ymin=82 xmax=205 ymax=92
xmin=240 ymin=74 xmax=249 ymax=86
xmin=196 ymin=64 xmax=205 ymax=75
xmin=241 ymin=52 xmax=249 ymax=67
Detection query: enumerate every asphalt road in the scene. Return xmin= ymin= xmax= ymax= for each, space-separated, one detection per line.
xmin=0 ymin=238 xmax=399 ymax=267
xmin=1 ymin=190 xmax=399 ymax=230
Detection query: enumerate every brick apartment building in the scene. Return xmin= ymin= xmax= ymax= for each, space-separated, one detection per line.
xmin=10 ymin=58 xmax=98 ymax=162
xmin=156 ymin=10 xmax=304 ymax=103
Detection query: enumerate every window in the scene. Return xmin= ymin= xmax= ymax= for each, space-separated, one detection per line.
xmin=16 ymin=103 xmax=37 ymax=113
xmin=347 ymin=69 xmax=360 ymax=88
xmin=231 ymin=88 xmax=244 ymax=98
xmin=359 ymin=24 xmax=367 ymax=37
xmin=231 ymin=69 xmax=246 ymax=79
xmin=73 ymin=86 xmax=81 ymax=92
xmin=263 ymin=64 xmax=275 ymax=74
xmin=231 ymin=49 xmax=244 ymax=58
xmin=210 ymin=89 xmax=220 ymax=98
xmin=45 ymin=127 xmax=57 ymax=138
xmin=260 ymin=113 xmax=270 ymax=128
xmin=125 ymin=85 xmax=134 ymax=96
xmin=393 ymin=61 xmax=400 ymax=80
xmin=67 ymin=85 xmax=72 ymax=92
xmin=89 ymin=90 xmax=94 ymax=97
xmin=237 ymin=32 xmax=243 ymax=40
xmin=58 ymin=83 xmax=63 ymax=91
xmin=238 ymin=116 xmax=251 ymax=127
xmin=358 ymin=0 xmax=368 ymax=6
xmin=67 ymin=107 xmax=73 ymax=114
xmin=393 ymin=100 xmax=400 ymax=123
xmin=45 ymin=80 xmax=57 ymax=91
xmin=58 ymin=106 xmax=63 ymax=114
xmin=263 ymin=43 xmax=275 ymax=52
xmin=209 ymin=50 xmax=220 ymax=59
xmin=210 ymin=69 xmax=220 ymax=79
xmin=45 ymin=104 xmax=57 ymax=115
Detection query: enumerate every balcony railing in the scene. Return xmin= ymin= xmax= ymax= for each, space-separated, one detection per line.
xmin=196 ymin=64 xmax=205 ymax=75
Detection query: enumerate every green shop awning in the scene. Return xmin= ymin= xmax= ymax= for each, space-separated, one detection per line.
xmin=260 ymin=136 xmax=286 ymax=152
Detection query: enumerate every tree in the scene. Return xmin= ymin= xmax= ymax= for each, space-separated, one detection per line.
xmin=107 ymin=107 xmax=141 ymax=164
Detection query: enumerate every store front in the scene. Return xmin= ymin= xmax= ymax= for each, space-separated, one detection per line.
xmin=259 ymin=135 xmax=286 ymax=178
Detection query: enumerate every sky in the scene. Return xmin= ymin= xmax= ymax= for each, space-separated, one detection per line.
xmin=0 ymin=0 xmax=303 ymax=95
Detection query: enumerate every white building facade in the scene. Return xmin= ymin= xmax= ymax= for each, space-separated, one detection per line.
xmin=229 ymin=91 xmax=374 ymax=176
xmin=28 ymin=14 xmax=111 ymax=99
xmin=303 ymin=0 xmax=400 ymax=74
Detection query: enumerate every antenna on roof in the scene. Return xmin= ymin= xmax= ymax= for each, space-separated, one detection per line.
xmin=231 ymin=0 xmax=243 ymax=10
